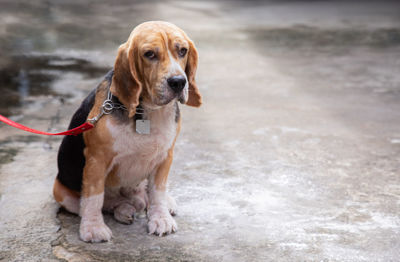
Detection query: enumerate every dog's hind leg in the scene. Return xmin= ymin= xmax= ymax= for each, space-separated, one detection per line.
xmin=53 ymin=178 xmax=80 ymax=214
xmin=103 ymin=188 xmax=137 ymax=225
xmin=120 ymin=180 xmax=149 ymax=213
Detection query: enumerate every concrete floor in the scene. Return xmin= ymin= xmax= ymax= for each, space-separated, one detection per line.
xmin=0 ymin=0 xmax=400 ymax=261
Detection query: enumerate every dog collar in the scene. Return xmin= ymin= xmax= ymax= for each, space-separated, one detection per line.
xmin=87 ymin=89 xmax=150 ymax=135
xmin=87 ymin=90 xmax=127 ymax=124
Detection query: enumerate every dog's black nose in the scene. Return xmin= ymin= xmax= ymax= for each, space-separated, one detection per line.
xmin=167 ymin=75 xmax=186 ymax=93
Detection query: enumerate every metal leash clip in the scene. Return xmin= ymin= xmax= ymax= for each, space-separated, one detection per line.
xmin=88 ymin=90 xmax=127 ymax=124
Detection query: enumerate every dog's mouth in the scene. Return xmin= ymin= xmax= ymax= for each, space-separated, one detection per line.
xmin=152 ymin=83 xmax=188 ymax=106
xmin=177 ymin=87 xmax=188 ymax=104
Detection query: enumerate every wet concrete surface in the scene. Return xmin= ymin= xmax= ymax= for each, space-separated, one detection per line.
xmin=0 ymin=55 xmax=107 ymax=116
xmin=1 ymin=0 xmax=400 ymax=261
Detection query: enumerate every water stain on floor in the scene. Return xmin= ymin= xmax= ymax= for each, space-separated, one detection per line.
xmin=0 ymin=55 xmax=108 ymax=116
xmin=0 ymin=135 xmax=52 ymax=166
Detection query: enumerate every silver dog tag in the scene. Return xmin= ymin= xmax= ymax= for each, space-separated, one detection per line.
xmin=136 ymin=119 xmax=150 ymax=135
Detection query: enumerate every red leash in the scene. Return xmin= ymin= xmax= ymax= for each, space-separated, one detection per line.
xmin=0 ymin=114 xmax=94 ymax=136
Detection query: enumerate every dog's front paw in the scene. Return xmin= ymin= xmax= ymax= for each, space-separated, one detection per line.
xmin=167 ymin=194 xmax=178 ymax=216
xmin=148 ymin=208 xmax=178 ymax=236
xmin=80 ymin=219 xmax=112 ymax=242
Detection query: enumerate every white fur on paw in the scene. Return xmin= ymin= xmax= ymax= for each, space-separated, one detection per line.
xmin=148 ymin=208 xmax=178 ymax=236
xmin=79 ymin=220 xmax=112 ymax=243
xmin=114 ymin=203 xmax=135 ymax=224
xmin=166 ymin=195 xmax=178 ymax=216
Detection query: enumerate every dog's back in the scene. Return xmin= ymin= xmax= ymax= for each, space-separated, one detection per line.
xmin=57 ymin=70 xmax=113 ymax=192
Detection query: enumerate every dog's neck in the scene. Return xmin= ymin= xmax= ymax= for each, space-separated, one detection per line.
xmin=139 ymin=99 xmax=178 ymax=121
xmin=110 ymin=93 xmax=178 ymax=125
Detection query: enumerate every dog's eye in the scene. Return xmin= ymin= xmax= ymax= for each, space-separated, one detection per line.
xmin=144 ymin=50 xmax=156 ymax=60
xmin=178 ymin=48 xmax=187 ymax=57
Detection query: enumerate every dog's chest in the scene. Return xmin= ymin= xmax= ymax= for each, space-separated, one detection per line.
xmin=106 ymin=111 xmax=177 ymax=186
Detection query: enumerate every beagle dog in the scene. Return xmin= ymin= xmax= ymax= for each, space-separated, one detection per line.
xmin=53 ymin=21 xmax=202 ymax=242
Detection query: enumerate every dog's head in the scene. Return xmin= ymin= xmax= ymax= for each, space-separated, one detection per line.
xmin=110 ymin=21 xmax=202 ymax=117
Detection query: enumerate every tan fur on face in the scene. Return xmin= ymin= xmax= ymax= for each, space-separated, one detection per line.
xmin=112 ymin=21 xmax=202 ymax=115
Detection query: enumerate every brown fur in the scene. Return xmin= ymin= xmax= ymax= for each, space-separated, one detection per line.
xmin=53 ymin=178 xmax=80 ymax=202
xmin=105 ymin=165 xmax=121 ymax=188
xmin=154 ymin=119 xmax=181 ymax=190
xmin=185 ymin=39 xmax=202 ymax=107
xmin=81 ymin=88 xmax=116 ymax=197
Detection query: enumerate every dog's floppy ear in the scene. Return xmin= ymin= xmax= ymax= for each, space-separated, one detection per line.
xmin=185 ymin=39 xmax=202 ymax=107
xmin=111 ymin=42 xmax=142 ymax=118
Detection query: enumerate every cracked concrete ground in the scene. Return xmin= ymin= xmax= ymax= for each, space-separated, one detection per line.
xmin=1 ymin=0 xmax=400 ymax=261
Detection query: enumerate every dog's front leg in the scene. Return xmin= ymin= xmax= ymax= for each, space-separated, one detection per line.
xmin=147 ymin=148 xmax=178 ymax=236
xmin=79 ymin=154 xmax=112 ymax=242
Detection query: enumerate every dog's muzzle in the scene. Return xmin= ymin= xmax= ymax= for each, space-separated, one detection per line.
xmin=166 ymin=75 xmax=188 ymax=104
